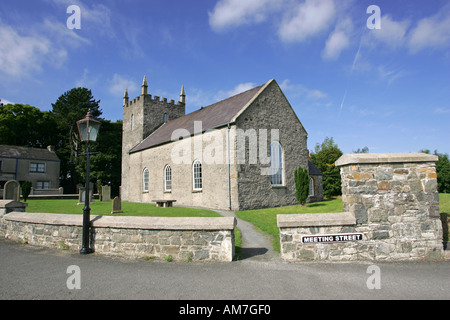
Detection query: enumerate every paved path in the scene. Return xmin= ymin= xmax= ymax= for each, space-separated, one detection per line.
xmin=214 ymin=210 xmax=280 ymax=261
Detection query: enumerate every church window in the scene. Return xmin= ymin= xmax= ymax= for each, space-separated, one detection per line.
xmin=164 ymin=165 xmax=172 ymax=191
xmin=270 ymin=141 xmax=284 ymax=186
xmin=143 ymin=168 xmax=149 ymax=192
xmin=193 ymin=160 xmax=202 ymax=191
xmin=309 ymin=177 xmax=315 ymax=196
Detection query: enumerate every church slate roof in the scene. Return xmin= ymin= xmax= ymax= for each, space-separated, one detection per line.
xmin=130 ymin=82 xmax=266 ymax=153
xmin=308 ymin=160 xmax=322 ymax=175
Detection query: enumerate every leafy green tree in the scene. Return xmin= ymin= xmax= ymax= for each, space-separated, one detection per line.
xmin=51 ymin=88 xmax=102 ymax=193
xmin=310 ymin=137 xmax=343 ymax=198
xmin=294 ymin=166 xmax=309 ymax=206
xmin=421 ymin=149 xmax=450 ymax=193
xmin=77 ymin=120 xmax=123 ymax=197
xmin=0 ymin=104 xmax=57 ymax=148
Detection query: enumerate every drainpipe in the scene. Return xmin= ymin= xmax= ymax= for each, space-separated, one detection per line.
xmin=227 ymin=123 xmax=231 ymax=210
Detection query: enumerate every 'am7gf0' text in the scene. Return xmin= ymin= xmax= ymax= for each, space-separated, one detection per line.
xmin=179 ymin=304 xmax=271 ymax=317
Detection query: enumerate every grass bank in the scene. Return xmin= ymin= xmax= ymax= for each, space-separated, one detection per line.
xmin=236 ymin=198 xmax=343 ymax=253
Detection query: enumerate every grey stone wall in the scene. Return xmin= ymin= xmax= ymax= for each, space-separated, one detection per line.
xmin=278 ymin=153 xmax=444 ymax=262
xmin=235 ymin=80 xmax=308 ymax=210
xmin=1 ymin=213 xmax=236 ymax=262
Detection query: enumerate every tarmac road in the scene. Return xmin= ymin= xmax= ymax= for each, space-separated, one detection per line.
xmin=0 ymin=238 xmax=449 ymax=301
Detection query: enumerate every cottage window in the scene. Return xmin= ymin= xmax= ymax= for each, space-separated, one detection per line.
xmin=270 ymin=141 xmax=284 ymax=186
xmin=143 ymin=168 xmax=149 ymax=192
xmin=37 ymin=181 xmax=50 ymax=189
xmin=193 ymin=160 xmax=202 ymax=191
xmin=30 ymin=162 xmax=45 ymax=173
xmin=164 ymin=165 xmax=172 ymax=191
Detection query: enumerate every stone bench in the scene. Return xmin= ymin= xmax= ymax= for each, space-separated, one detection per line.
xmin=152 ymin=200 xmax=176 ymax=208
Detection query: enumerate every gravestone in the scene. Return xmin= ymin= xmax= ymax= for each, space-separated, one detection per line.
xmin=77 ymin=186 xmax=94 ymax=205
xmin=111 ymin=196 xmax=123 ymax=214
xmin=3 ymin=180 xmax=20 ymax=201
xmin=101 ymin=185 xmax=111 ymax=201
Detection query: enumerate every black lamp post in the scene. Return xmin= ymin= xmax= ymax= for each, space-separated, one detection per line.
xmin=77 ymin=110 xmax=101 ymax=254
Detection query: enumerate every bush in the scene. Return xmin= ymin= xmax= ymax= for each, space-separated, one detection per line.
xmin=294 ymin=167 xmax=309 ymax=206
xmin=21 ymin=181 xmax=32 ymax=202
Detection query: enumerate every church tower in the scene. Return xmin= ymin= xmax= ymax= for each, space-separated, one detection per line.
xmin=121 ymin=76 xmax=186 ymax=200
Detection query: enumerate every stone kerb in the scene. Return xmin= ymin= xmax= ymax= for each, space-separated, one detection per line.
xmin=278 ymin=153 xmax=444 ymax=262
xmin=0 ymin=212 xmax=236 ymax=262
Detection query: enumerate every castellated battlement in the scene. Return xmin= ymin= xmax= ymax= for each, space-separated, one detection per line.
xmin=121 ymin=76 xmax=186 ymax=160
xmin=126 ymin=94 xmax=182 ymax=107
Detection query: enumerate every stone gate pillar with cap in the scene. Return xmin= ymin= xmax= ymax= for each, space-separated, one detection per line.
xmin=278 ymin=153 xmax=444 ymax=261
xmin=335 ymin=153 xmax=444 ymax=261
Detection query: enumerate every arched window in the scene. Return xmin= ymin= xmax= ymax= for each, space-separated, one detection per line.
xmin=309 ymin=177 xmax=315 ymax=196
xmin=143 ymin=168 xmax=149 ymax=192
xmin=270 ymin=141 xmax=284 ymax=186
xmin=193 ymin=160 xmax=202 ymax=191
xmin=164 ymin=165 xmax=172 ymax=191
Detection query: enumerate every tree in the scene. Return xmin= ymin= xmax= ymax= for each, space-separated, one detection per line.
xmin=0 ymin=104 xmax=58 ymax=148
xmin=51 ymin=88 xmax=102 ymax=193
xmin=421 ymin=149 xmax=450 ymax=193
xmin=353 ymin=146 xmax=369 ymax=153
xmin=21 ymin=181 xmax=32 ymax=202
xmin=310 ymin=137 xmax=343 ymax=198
xmin=294 ymin=166 xmax=309 ymax=206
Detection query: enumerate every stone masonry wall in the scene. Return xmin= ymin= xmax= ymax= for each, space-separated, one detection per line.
xmin=0 ymin=213 xmax=236 ymax=262
xmin=278 ymin=153 xmax=444 ymax=262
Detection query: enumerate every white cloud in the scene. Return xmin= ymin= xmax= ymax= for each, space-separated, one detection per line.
xmin=407 ymin=4 xmax=450 ymax=53
xmin=278 ymin=0 xmax=336 ymax=43
xmin=214 ymin=82 xmax=257 ymax=102
xmin=280 ymin=79 xmax=327 ymax=100
xmin=209 ymin=0 xmax=283 ymax=32
xmin=0 ymin=98 xmax=15 ymax=105
xmin=0 ymin=24 xmax=52 ymax=77
xmin=109 ymin=74 xmax=138 ymax=97
xmin=434 ymin=107 xmax=450 ymax=115
xmin=369 ymin=14 xmax=410 ymax=49
xmin=322 ymin=18 xmax=353 ymax=60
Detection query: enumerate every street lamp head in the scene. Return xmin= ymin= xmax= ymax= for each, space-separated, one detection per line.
xmin=77 ymin=110 xmax=101 ymax=142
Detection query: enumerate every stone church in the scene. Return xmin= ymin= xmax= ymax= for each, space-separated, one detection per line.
xmin=121 ymin=77 xmax=323 ymax=211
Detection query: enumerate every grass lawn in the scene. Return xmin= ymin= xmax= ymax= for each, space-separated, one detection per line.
xmin=236 ymin=198 xmax=343 ymax=253
xmin=439 ymin=193 xmax=449 ymax=242
xmin=25 ymin=199 xmax=221 ymax=217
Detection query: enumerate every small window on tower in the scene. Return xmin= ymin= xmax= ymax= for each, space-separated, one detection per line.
xmin=131 ymin=114 xmax=134 ymax=130
xmin=163 ymin=113 xmax=168 ymax=123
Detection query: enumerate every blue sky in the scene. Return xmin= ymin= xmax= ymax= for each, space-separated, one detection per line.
xmin=0 ymin=0 xmax=449 ymax=154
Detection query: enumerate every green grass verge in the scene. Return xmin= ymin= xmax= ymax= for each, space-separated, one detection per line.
xmin=236 ymin=198 xmax=343 ymax=253
xmin=439 ymin=193 xmax=449 ymax=242
xmin=25 ymin=199 xmax=221 ymax=217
